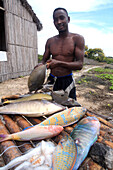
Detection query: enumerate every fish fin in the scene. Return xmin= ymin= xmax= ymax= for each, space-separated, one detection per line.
xmin=3 ymin=100 xmax=11 ymax=104
xmin=0 ymin=134 xmax=9 ymax=142
xmin=70 ymin=143 xmax=78 ymax=170
xmin=23 ymin=126 xmax=34 ymax=131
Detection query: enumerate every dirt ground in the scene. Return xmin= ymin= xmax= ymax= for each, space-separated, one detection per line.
xmin=0 ymin=58 xmax=113 ymax=124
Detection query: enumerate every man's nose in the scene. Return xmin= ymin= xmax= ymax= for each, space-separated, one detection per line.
xmin=57 ymin=19 xmax=62 ymax=24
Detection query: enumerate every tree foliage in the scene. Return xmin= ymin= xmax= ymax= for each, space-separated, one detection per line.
xmin=38 ymin=54 xmax=43 ymax=63
xmin=84 ymin=45 xmax=113 ymax=63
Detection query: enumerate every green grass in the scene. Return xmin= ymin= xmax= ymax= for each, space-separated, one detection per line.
xmin=88 ymin=67 xmax=113 ymax=73
xmin=95 ymin=74 xmax=113 ymax=90
xmin=88 ymin=67 xmax=113 ymax=90
xmin=77 ymin=77 xmax=88 ymax=84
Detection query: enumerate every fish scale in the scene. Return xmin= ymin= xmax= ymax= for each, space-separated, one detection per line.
xmin=70 ymin=116 xmax=100 ymax=170
xmin=51 ymin=132 xmax=77 ymax=170
xmin=39 ymin=106 xmax=87 ymax=127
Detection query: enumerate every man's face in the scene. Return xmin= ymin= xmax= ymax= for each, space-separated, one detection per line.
xmin=53 ymin=10 xmax=70 ymax=32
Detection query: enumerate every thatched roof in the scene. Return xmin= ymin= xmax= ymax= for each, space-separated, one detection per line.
xmin=20 ymin=0 xmax=42 ymax=31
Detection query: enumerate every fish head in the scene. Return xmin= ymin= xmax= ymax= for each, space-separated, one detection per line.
xmin=47 ymin=125 xmax=63 ymax=136
xmin=78 ymin=116 xmax=100 ymax=134
xmin=67 ymin=106 xmax=87 ymax=116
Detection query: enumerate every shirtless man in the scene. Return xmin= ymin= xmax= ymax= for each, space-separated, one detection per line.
xmin=42 ymin=7 xmax=85 ymax=100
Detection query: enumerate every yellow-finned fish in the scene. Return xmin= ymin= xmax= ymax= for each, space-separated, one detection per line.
xmin=28 ymin=64 xmax=46 ymax=93
xmin=3 ymin=93 xmax=52 ymax=104
xmin=51 ymin=132 xmax=77 ymax=170
xmin=0 ymin=125 xmax=63 ymax=142
xmin=39 ymin=106 xmax=87 ymax=127
xmin=0 ymin=100 xmax=65 ymax=117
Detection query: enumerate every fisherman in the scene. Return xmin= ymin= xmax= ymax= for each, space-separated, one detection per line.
xmin=40 ymin=8 xmax=85 ymax=100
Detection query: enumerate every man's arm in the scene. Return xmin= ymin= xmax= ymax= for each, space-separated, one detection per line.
xmin=73 ymin=34 xmax=85 ymax=70
xmin=42 ymin=39 xmax=51 ymax=64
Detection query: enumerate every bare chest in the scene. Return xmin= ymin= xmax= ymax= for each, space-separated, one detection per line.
xmin=50 ymin=38 xmax=75 ymax=56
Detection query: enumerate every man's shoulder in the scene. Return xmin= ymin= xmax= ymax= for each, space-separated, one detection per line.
xmin=70 ymin=33 xmax=85 ymax=44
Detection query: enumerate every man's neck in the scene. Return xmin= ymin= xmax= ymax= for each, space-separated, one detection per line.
xmin=58 ymin=30 xmax=69 ymax=38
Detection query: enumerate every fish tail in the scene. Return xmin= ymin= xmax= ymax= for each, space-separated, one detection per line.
xmin=3 ymin=100 xmax=11 ymax=104
xmin=0 ymin=134 xmax=11 ymax=142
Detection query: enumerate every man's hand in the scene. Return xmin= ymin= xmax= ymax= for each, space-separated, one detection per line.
xmin=46 ymin=59 xmax=59 ymax=69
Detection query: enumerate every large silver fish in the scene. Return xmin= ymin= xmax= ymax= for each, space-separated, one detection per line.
xmin=0 ymin=100 xmax=65 ymax=117
xmin=28 ymin=64 xmax=46 ymax=93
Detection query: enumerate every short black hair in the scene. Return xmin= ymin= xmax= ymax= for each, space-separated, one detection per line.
xmin=53 ymin=8 xmax=68 ymax=18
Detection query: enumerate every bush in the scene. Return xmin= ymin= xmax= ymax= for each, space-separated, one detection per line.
xmin=85 ymin=47 xmax=113 ymax=64
xmin=38 ymin=54 xmax=43 ymax=63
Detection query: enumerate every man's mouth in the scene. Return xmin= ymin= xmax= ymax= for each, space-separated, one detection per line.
xmin=58 ymin=25 xmax=64 ymax=30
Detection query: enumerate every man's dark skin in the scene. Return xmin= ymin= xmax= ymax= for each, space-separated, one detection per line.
xmin=42 ymin=8 xmax=85 ymax=77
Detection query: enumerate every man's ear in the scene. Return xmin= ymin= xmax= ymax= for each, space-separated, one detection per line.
xmin=68 ymin=16 xmax=70 ymax=23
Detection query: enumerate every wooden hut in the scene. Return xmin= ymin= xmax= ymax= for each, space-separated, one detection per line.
xmin=0 ymin=0 xmax=42 ymax=82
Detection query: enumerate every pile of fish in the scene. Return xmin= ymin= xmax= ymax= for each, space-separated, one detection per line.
xmin=0 ymin=117 xmax=100 ymax=170
xmin=0 ymin=105 xmax=86 ymax=142
xmin=0 ymin=65 xmax=101 ymax=169
xmin=51 ymin=117 xmax=100 ymax=170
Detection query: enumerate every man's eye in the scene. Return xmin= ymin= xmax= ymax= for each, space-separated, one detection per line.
xmin=60 ymin=16 xmax=65 ymax=20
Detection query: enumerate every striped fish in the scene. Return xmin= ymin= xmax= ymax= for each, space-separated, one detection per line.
xmin=51 ymin=132 xmax=77 ymax=170
xmin=70 ymin=116 xmax=100 ymax=170
xmin=39 ymin=106 xmax=87 ymax=127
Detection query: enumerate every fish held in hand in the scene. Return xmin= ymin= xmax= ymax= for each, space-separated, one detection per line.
xmin=52 ymin=132 xmax=77 ymax=170
xmin=3 ymin=93 xmax=52 ymax=104
xmin=28 ymin=64 xmax=46 ymax=93
xmin=70 ymin=116 xmax=100 ymax=170
xmin=39 ymin=106 xmax=87 ymax=127
xmin=0 ymin=125 xmax=63 ymax=142
xmin=0 ymin=100 xmax=65 ymax=117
